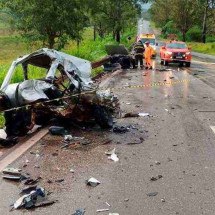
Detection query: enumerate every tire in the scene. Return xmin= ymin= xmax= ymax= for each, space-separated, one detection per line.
xmin=160 ymin=59 xmax=164 ymax=65
xmin=93 ymin=105 xmax=113 ymax=129
xmin=164 ymin=60 xmax=168 ymax=66
xmin=179 ymin=62 xmax=183 ymax=67
xmin=185 ymin=62 xmax=191 ymax=67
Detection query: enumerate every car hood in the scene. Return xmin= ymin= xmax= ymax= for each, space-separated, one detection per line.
xmin=166 ymin=48 xmax=189 ymax=52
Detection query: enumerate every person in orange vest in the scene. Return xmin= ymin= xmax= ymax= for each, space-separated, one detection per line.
xmin=144 ymin=41 xmax=153 ymax=69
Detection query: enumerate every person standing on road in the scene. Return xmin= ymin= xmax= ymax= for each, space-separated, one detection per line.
xmin=133 ymin=40 xmax=145 ymax=69
xmin=144 ymin=41 xmax=153 ymax=69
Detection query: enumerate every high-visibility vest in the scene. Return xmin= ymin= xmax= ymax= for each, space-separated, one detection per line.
xmin=144 ymin=46 xmax=153 ymax=58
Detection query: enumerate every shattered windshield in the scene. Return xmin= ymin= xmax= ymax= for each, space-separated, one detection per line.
xmin=166 ymin=43 xmax=187 ymax=49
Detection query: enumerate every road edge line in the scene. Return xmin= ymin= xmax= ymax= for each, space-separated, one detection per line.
xmin=0 ymin=128 xmax=48 ymax=171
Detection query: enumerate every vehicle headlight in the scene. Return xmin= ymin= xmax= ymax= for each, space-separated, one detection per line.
xmin=186 ymin=52 xmax=191 ymax=55
xmin=166 ymin=51 xmax=172 ymax=55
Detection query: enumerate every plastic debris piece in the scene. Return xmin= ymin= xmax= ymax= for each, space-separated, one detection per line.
xmin=0 ymin=129 xmax=7 ymax=139
xmin=86 ymin=177 xmax=101 ymax=187
xmin=150 ymin=175 xmax=163 ymax=181
xmin=97 ymin=209 xmax=109 ymax=212
xmin=20 ymin=185 xmax=37 ymax=194
xmin=109 ymin=213 xmax=119 ymax=215
xmin=155 ymin=161 xmax=161 ymax=165
xmin=64 ymin=135 xmax=73 ymax=141
xmin=113 ymin=126 xmax=129 ymax=133
xmin=70 ymin=168 xmax=75 ymax=173
xmin=138 ymin=112 xmax=149 ymax=117
xmin=2 ymin=175 xmax=21 ymax=181
xmin=108 ymin=153 xmax=119 ymax=162
xmin=24 ymin=177 xmax=41 ymax=185
xmin=124 ymin=112 xmax=139 ymax=118
xmin=106 ymin=148 xmax=119 ymax=162
xmin=105 ymin=202 xmax=111 ymax=207
xmin=72 ymin=208 xmax=86 ymax=215
xmin=34 ymin=200 xmax=57 ymax=208
xmin=49 ymin=126 xmax=66 ymax=136
xmin=55 ymin=179 xmax=64 ymax=183
xmin=2 ymin=167 xmax=22 ymax=176
xmin=27 ymin=125 xmax=42 ymax=134
xmin=161 ymin=198 xmax=166 ymax=202
xmin=14 ymin=194 xmax=30 ymax=209
xmin=147 ymin=192 xmax=158 ymax=197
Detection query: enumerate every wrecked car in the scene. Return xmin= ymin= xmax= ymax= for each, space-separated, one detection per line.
xmin=103 ymin=45 xmax=132 ymax=71
xmin=0 ymin=48 xmax=120 ymax=137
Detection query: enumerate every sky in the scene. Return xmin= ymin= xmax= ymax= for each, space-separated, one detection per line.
xmin=141 ymin=3 xmax=151 ymax=10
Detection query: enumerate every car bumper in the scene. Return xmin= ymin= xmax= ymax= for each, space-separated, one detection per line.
xmin=163 ymin=57 xmax=191 ymax=63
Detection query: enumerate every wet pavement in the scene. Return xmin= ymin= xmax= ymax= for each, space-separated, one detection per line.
xmin=1 ymin=20 xmax=215 ymax=215
xmin=0 ymin=54 xmax=215 ymax=214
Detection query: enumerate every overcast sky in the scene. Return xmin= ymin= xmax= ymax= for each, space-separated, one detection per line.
xmin=141 ymin=3 xmax=151 ymax=10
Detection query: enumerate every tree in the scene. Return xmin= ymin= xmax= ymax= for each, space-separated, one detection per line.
xmin=87 ymin=0 xmax=148 ymax=42
xmin=1 ymin=0 xmax=88 ymax=49
xmin=196 ymin=0 xmax=215 ymax=43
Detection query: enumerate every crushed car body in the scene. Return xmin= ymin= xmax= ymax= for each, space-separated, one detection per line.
xmin=0 ymin=48 xmax=120 ymax=138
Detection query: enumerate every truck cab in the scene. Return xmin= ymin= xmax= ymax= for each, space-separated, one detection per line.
xmin=136 ymin=33 xmax=157 ymax=58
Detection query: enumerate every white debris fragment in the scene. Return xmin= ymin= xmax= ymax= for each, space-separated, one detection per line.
xmin=86 ymin=177 xmax=101 ymax=187
xmin=126 ymin=102 xmax=131 ymax=105
xmin=70 ymin=168 xmax=75 ymax=173
xmin=138 ymin=112 xmax=149 ymax=117
xmin=27 ymin=125 xmax=42 ymax=134
xmin=105 ymin=202 xmax=111 ymax=207
xmin=0 ymin=129 xmax=7 ymax=140
xmin=108 ymin=153 xmax=119 ymax=162
xmin=155 ymin=161 xmax=161 ymax=165
xmin=13 ymin=193 xmax=30 ymax=209
xmin=64 ymin=135 xmax=73 ymax=141
xmin=165 ymin=109 xmax=169 ymax=112
xmin=106 ymin=148 xmax=119 ymax=162
xmin=97 ymin=208 xmax=109 ymax=212
xmin=109 ymin=213 xmax=119 ymax=215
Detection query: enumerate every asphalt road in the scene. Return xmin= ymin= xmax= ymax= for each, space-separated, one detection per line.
xmin=0 ymin=21 xmax=215 ymax=215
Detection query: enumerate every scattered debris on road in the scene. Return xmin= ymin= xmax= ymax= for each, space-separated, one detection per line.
xmin=106 ymin=148 xmax=119 ymax=162
xmin=49 ymin=126 xmax=67 ymax=136
xmin=97 ymin=208 xmax=110 ymax=212
xmin=12 ymin=186 xmax=56 ymax=210
xmin=150 ymin=175 xmax=163 ymax=181
xmin=147 ymin=192 xmax=158 ymax=197
xmin=72 ymin=209 xmax=86 ymax=215
xmin=86 ymin=177 xmax=101 ymax=187
xmin=113 ymin=126 xmax=130 ymax=133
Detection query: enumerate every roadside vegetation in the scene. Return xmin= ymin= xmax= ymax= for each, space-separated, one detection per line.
xmin=150 ymin=0 xmax=215 ymax=55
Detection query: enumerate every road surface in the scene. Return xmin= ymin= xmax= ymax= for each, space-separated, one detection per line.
xmin=0 ymin=21 xmax=215 ymax=215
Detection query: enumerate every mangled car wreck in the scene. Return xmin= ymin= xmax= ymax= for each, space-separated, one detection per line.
xmin=0 ymin=48 xmax=119 ymax=138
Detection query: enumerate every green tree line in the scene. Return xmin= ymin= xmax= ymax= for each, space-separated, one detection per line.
xmin=150 ymin=0 xmax=215 ymax=43
xmin=0 ymin=0 xmax=148 ymax=49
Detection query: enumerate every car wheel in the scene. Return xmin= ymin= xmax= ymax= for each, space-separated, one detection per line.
xmin=160 ymin=59 xmax=164 ymax=65
xmin=185 ymin=62 xmax=191 ymax=67
xmin=179 ymin=62 xmax=183 ymax=67
xmin=164 ymin=60 xmax=168 ymax=66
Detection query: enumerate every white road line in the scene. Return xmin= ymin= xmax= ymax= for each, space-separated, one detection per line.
xmin=0 ymin=128 xmax=48 ymax=172
xmin=210 ymin=126 xmax=215 ymax=134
